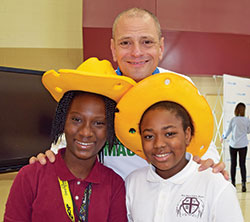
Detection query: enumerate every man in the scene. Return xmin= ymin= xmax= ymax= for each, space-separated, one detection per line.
xmin=110 ymin=7 xmax=164 ymax=82
xmin=30 ymin=8 xmax=227 ymax=179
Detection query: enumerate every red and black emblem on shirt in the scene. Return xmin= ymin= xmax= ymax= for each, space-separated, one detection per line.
xmin=176 ymin=195 xmax=204 ymax=219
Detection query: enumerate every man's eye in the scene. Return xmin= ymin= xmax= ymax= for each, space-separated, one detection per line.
xmin=144 ymin=40 xmax=153 ymax=44
xmin=142 ymin=40 xmax=155 ymax=46
xmin=119 ymin=41 xmax=130 ymax=46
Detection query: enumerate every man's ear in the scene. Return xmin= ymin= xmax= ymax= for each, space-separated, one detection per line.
xmin=159 ymin=37 xmax=165 ymax=60
xmin=110 ymin=39 xmax=117 ymax=62
xmin=185 ymin=127 xmax=192 ymax=146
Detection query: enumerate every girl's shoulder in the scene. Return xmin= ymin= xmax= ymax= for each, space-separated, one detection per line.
xmin=192 ymin=161 xmax=231 ymax=189
xmin=125 ymin=166 xmax=149 ymax=186
xmin=18 ymin=157 xmax=54 ymax=175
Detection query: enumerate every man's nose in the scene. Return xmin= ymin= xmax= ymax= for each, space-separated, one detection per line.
xmin=131 ymin=42 xmax=143 ymax=57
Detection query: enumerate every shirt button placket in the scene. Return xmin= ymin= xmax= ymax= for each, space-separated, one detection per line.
xmin=75 ymin=181 xmax=81 ymax=202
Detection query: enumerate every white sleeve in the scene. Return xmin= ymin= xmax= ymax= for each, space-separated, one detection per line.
xmin=50 ymin=133 xmax=66 ymax=154
xmin=201 ymin=141 xmax=220 ymax=163
xmin=212 ymin=185 xmax=244 ymax=222
xmin=157 ymin=67 xmax=195 ymax=84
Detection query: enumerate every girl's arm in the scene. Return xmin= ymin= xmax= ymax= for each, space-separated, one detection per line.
xmin=222 ymin=118 xmax=233 ymax=139
xmin=212 ymin=184 xmax=243 ymax=221
xmin=108 ymin=178 xmax=127 ymax=222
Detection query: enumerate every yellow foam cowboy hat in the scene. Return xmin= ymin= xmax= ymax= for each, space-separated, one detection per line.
xmin=115 ymin=73 xmax=214 ymax=160
xmin=42 ymin=57 xmax=136 ymax=102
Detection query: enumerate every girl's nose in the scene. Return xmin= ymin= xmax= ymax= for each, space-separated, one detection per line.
xmin=153 ymin=135 xmax=166 ymax=149
xmin=79 ymin=123 xmax=93 ymax=137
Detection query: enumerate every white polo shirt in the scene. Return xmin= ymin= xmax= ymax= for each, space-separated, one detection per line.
xmin=125 ymin=153 xmax=243 ymax=222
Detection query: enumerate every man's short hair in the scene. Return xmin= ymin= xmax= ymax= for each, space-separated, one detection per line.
xmin=112 ymin=7 xmax=162 ymax=40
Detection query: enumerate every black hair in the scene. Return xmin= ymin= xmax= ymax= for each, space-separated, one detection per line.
xmin=50 ymin=90 xmax=117 ymax=162
xmin=139 ymin=101 xmax=195 ymax=137
xmin=234 ymin=102 xmax=246 ymax=117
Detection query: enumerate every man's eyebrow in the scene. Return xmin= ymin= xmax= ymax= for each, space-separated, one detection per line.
xmin=141 ymin=36 xmax=154 ymax=38
xmin=117 ymin=36 xmax=131 ymax=41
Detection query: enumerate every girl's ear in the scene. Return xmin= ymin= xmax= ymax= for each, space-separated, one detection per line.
xmin=184 ymin=127 xmax=192 ymax=146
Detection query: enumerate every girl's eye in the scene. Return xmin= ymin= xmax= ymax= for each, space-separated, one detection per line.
xmin=165 ymin=132 xmax=176 ymax=137
xmin=144 ymin=134 xmax=153 ymax=140
xmin=71 ymin=117 xmax=81 ymax=123
xmin=94 ymin=121 xmax=106 ymax=126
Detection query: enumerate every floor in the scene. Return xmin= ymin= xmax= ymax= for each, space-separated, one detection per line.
xmin=0 ymin=172 xmax=249 ymax=221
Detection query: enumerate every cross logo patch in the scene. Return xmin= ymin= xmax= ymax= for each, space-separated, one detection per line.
xmin=176 ymin=195 xmax=204 ymax=219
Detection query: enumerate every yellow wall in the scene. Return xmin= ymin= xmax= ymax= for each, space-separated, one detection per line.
xmin=0 ymin=0 xmax=83 ymax=70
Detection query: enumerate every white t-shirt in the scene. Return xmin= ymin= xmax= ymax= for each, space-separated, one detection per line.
xmin=125 ymin=153 xmax=243 ymax=222
xmin=51 ymin=67 xmax=220 ymax=180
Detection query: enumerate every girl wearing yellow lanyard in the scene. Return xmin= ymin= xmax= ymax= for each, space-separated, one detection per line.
xmin=4 ymin=58 xmax=135 ymax=222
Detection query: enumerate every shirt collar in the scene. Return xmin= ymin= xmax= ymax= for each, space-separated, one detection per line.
xmin=116 ymin=67 xmax=160 ymax=76
xmin=147 ymin=152 xmax=197 ymax=184
xmin=55 ymin=148 xmax=101 ymax=184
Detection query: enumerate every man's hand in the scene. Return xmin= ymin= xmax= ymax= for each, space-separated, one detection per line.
xmin=193 ymin=155 xmax=229 ymax=180
xmin=29 ymin=150 xmax=56 ymax=165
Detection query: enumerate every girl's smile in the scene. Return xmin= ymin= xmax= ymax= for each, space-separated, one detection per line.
xmin=64 ymin=93 xmax=107 ymax=175
xmin=140 ymin=106 xmax=191 ymax=179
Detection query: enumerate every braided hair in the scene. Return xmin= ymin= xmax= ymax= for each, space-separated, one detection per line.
xmin=50 ymin=90 xmax=117 ymax=162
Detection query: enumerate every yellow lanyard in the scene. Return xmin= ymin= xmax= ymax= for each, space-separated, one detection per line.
xmin=58 ymin=177 xmax=75 ymax=222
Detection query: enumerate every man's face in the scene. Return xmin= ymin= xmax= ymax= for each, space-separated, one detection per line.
xmin=111 ymin=15 xmax=164 ymax=82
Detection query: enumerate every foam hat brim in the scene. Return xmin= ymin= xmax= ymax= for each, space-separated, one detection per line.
xmin=42 ymin=57 xmax=136 ymax=103
xmin=115 ymin=72 xmax=214 ymax=160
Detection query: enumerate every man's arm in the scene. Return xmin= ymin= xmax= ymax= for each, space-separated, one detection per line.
xmin=193 ymin=155 xmax=229 ymax=180
xmin=29 ymin=134 xmax=66 ymax=164
xmin=29 ymin=150 xmax=56 ymax=165
xmin=193 ymin=141 xmax=229 ymax=180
